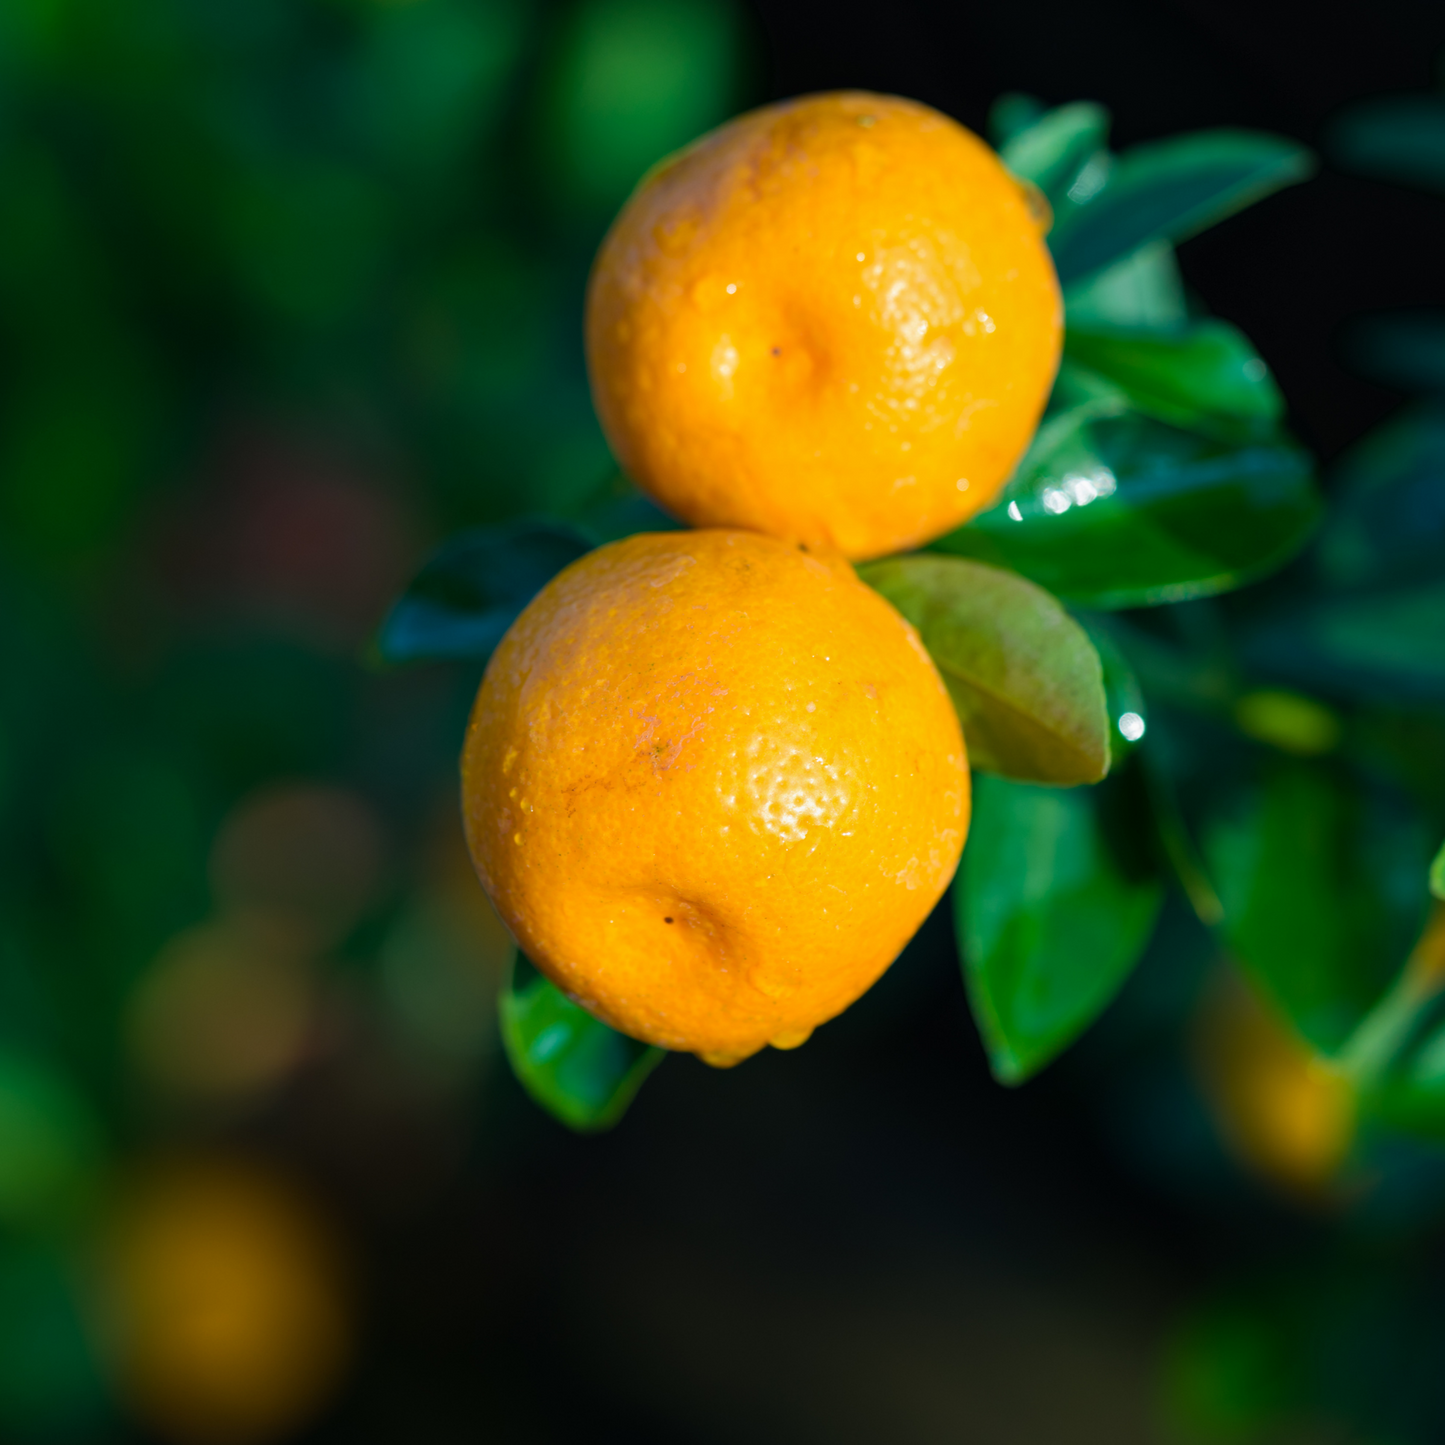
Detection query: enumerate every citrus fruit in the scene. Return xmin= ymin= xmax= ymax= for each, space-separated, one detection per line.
xmin=99 ymin=1158 xmax=350 ymax=1444
xmin=461 ymin=529 xmax=968 ymax=1066
xmin=586 ymin=90 xmax=1061 ymax=560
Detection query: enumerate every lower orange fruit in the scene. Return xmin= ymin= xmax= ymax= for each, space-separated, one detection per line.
xmin=461 ymin=529 xmax=968 ymax=1065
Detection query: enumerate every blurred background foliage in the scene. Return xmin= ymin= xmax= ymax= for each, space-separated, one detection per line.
xmin=2 ymin=0 xmax=1445 ymax=1442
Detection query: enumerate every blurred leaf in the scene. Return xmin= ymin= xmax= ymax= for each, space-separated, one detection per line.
xmin=1050 ymin=130 xmax=1316 ymax=284
xmin=1314 ymin=401 xmax=1445 ymax=589
xmin=1074 ymin=614 xmax=1147 ymax=770
xmin=860 ymin=555 xmax=1108 ymax=785
xmin=351 ymin=0 xmax=526 ymax=178
xmin=1328 ymin=94 xmax=1445 ymax=193
xmin=1063 ymin=238 xmax=1187 ymax=329
xmin=500 ymin=955 xmax=664 ymax=1131
xmin=999 ymin=100 xmax=1110 ymax=202
xmin=1205 ymin=763 xmax=1431 ymax=1053
xmin=933 ymin=407 xmax=1321 ymax=609
xmin=0 ymin=1054 xmax=104 ymax=1231
xmin=375 ymin=519 xmax=592 ymax=666
xmin=1233 ymin=689 xmax=1341 ymax=756
xmin=541 ymin=0 xmax=744 ymax=208
xmin=987 ymin=91 xmax=1046 ymax=148
xmin=0 ymin=1243 xmax=109 ymax=1437
xmin=1344 ymin=309 xmax=1445 ymax=394
xmin=1065 ymin=320 xmax=1284 ymax=440
xmin=959 ymin=772 xmax=1163 ymax=1083
xmin=1240 ymin=580 xmax=1445 ymax=705
xmin=1434 ymin=843 xmax=1445 ymax=901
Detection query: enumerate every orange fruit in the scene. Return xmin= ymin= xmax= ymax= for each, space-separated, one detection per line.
xmin=461 ymin=529 xmax=968 ymax=1065
xmin=98 ymin=1158 xmax=351 ymax=1444
xmin=586 ymin=90 xmax=1061 ymax=560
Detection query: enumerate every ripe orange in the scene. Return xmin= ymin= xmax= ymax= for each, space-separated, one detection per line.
xmin=586 ymin=90 xmax=1061 ymax=560
xmin=461 ymin=530 xmax=968 ymax=1066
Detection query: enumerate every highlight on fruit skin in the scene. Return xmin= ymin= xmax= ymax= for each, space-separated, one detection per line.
xmin=94 ymin=1157 xmax=352 ymax=1445
xmin=1193 ymin=970 xmax=1355 ymax=1199
xmin=461 ymin=529 xmax=969 ymax=1066
xmin=586 ymin=90 xmax=1062 ymax=561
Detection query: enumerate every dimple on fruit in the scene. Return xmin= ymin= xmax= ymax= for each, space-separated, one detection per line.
xmin=586 ymin=90 xmax=1062 ymax=560
xmin=461 ymin=530 xmax=968 ymax=1066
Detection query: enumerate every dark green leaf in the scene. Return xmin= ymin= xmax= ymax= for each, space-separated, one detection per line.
xmin=859 ymin=555 xmax=1108 ymax=785
xmin=1433 ymin=841 xmax=1445 ymax=901
xmin=988 ymin=92 xmax=1047 ymax=148
xmin=374 ymin=519 xmax=592 ymax=666
xmin=500 ymin=954 xmax=664 ymax=1131
xmin=999 ymin=101 xmax=1110 ymax=203
xmin=959 ymin=772 xmax=1164 ymax=1082
xmin=1240 ymin=580 xmax=1445 ymax=705
xmin=1204 ymin=762 xmax=1431 ymax=1053
xmin=933 ymin=408 xmax=1321 ymax=609
xmin=1065 ymin=320 xmax=1283 ymax=441
xmin=1050 ymin=130 xmax=1316 ymax=284
xmin=1344 ymin=310 xmax=1445 ymax=394
xmin=1074 ymin=614 xmax=1148 ymax=771
xmin=1314 ymin=402 xmax=1445 ymax=589
xmin=1328 ymin=95 xmax=1445 ymax=194
xmin=1063 ymin=239 xmax=1187 ymax=330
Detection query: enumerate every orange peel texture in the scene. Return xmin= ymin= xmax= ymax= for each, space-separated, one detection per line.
xmin=586 ymin=91 xmax=1062 ymax=560
xmin=461 ymin=530 xmax=969 ymax=1065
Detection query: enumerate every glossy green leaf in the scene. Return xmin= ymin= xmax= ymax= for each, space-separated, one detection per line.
xmin=933 ymin=408 xmax=1321 ymax=609
xmin=1074 ymin=615 xmax=1147 ymax=771
xmin=1204 ymin=762 xmax=1431 ymax=1053
xmin=1050 ymin=130 xmax=1316 ymax=284
xmin=1064 ymin=320 xmax=1284 ymax=441
xmin=1063 ymin=239 xmax=1187 ymax=330
xmin=859 ymin=555 xmax=1108 ymax=785
xmin=374 ymin=519 xmax=592 ymax=666
xmin=1328 ymin=95 xmax=1445 ymax=194
xmin=999 ymin=101 xmax=1110 ymax=202
xmin=500 ymin=954 xmax=664 ymax=1131
xmin=1432 ymin=841 xmax=1445 ymax=901
xmin=1344 ymin=310 xmax=1445 ymax=394
xmin=1314 ymin=402 xmax=1445 ymax=589
xmin=958 ymin=772 xmax=1164 ymax=1083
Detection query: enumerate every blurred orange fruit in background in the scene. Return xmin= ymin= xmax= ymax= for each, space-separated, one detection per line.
xmin=461 ymin=529 xmax=968 ymax=1066
xmin=586 ymin=90 xmax=1061 ymax=559
xmin=97 ymin=1158 xmax=351 ymax=1445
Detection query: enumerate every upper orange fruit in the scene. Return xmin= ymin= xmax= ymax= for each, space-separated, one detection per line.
xmin=461 ymin=529 xmax=968 ymax=1065
xmin=586 ymin=91 xmax=1062 ymax=560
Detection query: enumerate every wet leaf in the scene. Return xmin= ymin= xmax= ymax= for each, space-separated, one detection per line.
xmin=958 ymin=772 xmax=1164 ymax=1083
xmin=1328 ymin=94 xmax=1445 ymax=194
xmin=933 ymin=407 xmax=1321 ymax=609
xmin=500 ymin=955 xmax=664 ymax=1132
xmin=859 ymin=555 xmax=1108 ymax=785
xmin=1050 ymin=130 xmax=1315 ymax=284
xmin=1074 ymin=614 xmax=1148 ymax=771
xmin=999 ymin=101 xmax=1110 ymax=203
xmin=1065 ymin=320 xmax=1284 ymax=441
xmin=374 ymin=519 xmax=592 ymax=666
xmin=1204 ymin=762 xmax=1431 ymax=1053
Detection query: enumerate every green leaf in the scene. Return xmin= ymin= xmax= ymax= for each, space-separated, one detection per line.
xmin=1314 ymin=401 xmax=1445 ymax=589
xmin=1064 ymin=320 xmax=1284 ymax=441
xmin=1204 ymin=763 xmax=1431 ymax=1053
xmin=1344 ymin=310 xmax=1445 ymax=394
xmin=988 ymin=92 xmax=1047 ymax=148
xmin=859 ymin=555 xmax=1108 ymax=785
xmin=500 ymin=954 xmax=664 ymax=1131
xmin=933 ymin=408 xmax=1321 ymax=609
xmin=1049 ymin=130 xmax=1316 ymax=284
xmin=374 ymin=519 xmax=592 ymax=666
xmin=959 ymin=772 xmax=1164 ymax=1083
xmin=1328 ymin=95 xmax=1445 ymax=194
xmin=1063 ymin=239 xmax=1187 ymax=330
xmin=999 ymin=101 xmax=1110 ymax=203
xmin=1433 ymin=842 xmax=1445 ymax=901
xmin=1074 ymin=615 xmax=1147 ymax=771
